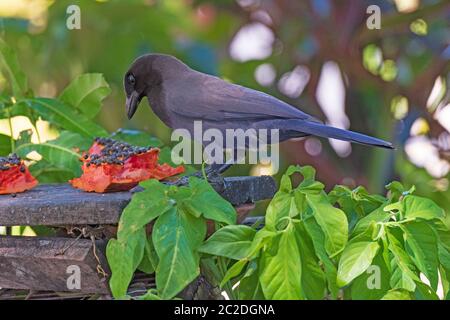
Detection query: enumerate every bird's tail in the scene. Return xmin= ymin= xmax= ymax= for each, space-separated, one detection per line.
xmin=295 ymin=120 xmax=394 ymax=149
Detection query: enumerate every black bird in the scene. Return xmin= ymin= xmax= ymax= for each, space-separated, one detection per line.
xmin=124 ymin=54 xmax=393 ymax=172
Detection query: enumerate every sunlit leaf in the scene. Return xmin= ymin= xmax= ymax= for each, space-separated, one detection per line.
xmin=152 ymin=207 xmax=206 ymax=299
xmin=60 ymin=73 xmax=111 ymax=118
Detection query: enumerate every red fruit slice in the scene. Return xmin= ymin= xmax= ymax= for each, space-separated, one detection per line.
xmin=70 ymin=138 xmax=184 ymax=193
xmin=0 ymin=154 xmax=38 ymax=195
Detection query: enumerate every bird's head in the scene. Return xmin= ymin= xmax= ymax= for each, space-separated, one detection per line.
xmin=124 ymin=54 xmax=188 ymax=119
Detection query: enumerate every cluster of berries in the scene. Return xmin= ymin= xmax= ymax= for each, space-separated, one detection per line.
xmin=84 ymin=138 xmax=153 ymax=167
xmin=0 ymin=154 xmax=25 ymax=172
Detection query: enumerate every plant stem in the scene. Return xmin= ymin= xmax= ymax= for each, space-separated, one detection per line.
xmin=7 ymin=116 xmax=14 ymax=153
xmin=34 ymin=122 xmax=42 ymax=144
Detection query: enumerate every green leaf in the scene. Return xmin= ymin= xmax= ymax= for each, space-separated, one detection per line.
xmin=23 ymin=98 xmax=108 ymax=138
xmin=266 ymin=165 xmax=323 ymax=229
xmin=220 ymin=259 xmax=248 ymax=287
xmin=0 ymin=133 xmax=12 ymax=156
xmin=402 ymin=222 xmax=439 ymax=290
xmin=381 ymin=289 xmax=412 ymax=300
xmin=402 ymin=196 xmax=444 ymax=220
xmin=266 ymin=191 xmax=302 ymax=230
xmin=237 ymin=260 xmax=265 ymax=300
xmin=350 ymin=254 xmax=391 ymax=300
xmin=387 ymin=229 xmax=420 ymax=291
xmin=438 ymin=244 xmax=450 ymax=278
xmin=0 ymin=38 xmax=28 ymax=97
xmin=306 ymin=193 xmax=348 ymax=257
xmin=352 ymin=205 xmax=391 ymax=236
xmin=118 ymin=180 xmax=173 ymax=239
xmin=138 ymin=237 xmax=158 ymax=274
xmin=183 ymin=177 xmax=236 ymax=225
xmin=15 ymin=131 xmax=91 ymax=176
xmin=110 ymin=129 xmax=163 ymax=148
xmin=337 ymin=241 xmax=380 ymax=287
xmin=329 ymin=185 xmax=385 ymax=220
xmin=246 ymin=228 xmax=277 ymax=259
xmin=260 ymin=223 xmax=304 ymax=299
xmin=107 ymin=228 xmax=146 ymax=298
xmin=199 ymin=225 xmax=256 ymax=260
xmin=294 ymin=221 xmax=326 ymax=299
xmin=152 ymin=207 xmax=206 ymax=299
xmin=414 ymin=282 xmax=439 ymax=300
xmin=432 ymin=220 xmax=450 ymax=251
xmin=303 ymin=217 xmax=339 ymax=298
xmin=59 ymin=73 xmax=111 ymax=118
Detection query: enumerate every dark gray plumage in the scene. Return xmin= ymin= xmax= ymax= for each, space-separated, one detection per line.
xmin=124 ymin=54 xmax=393 ymax=150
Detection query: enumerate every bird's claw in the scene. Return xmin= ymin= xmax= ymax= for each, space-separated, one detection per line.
xmin=167 ymin=169 xmax=227 ymax=191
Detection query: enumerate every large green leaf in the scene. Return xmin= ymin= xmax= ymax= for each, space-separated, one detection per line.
xmin=15 ymin=131 xmax=91 ymax=176
xmin=414 ymin=281 xmax=440 ymax=300
xmin=295 ymin=221 xmax=326 ymax=299
xmin=0 ymin=38 xmax=28 ymax=97
xmin=183 ymin=177 xmax=236 ymax=225
xmin=138 ymin=237 xmax=159 ymax=274
xmin=350 ymin=254 xmax=391 ymax=300
xmin=306 ymin=193 xmax=348 ymax=257
xmin=266 ymin=191 xmax=299 ymax=229
xmin=402 ymin=222 xmax=439 ymax=290
xmin=237 ymin=260 xmax=265 ymax=300
xmin=23 ymin=98 xmax=108 ymax=138
xmin=403 ymin=196 xmax=444 ymax=220
xmin=107 ymin=228 xmax=146 ymax=298
xmin=199 ymin=225 xmax=256 ymax=260
xmin=432 ymin=220 xmax=450 ymax=251
xmin=246 ymin=228 xmax=278 ymax=259
xmin=352 ymin=205 xmax=391 ymax=236
xmin=118 ymin=180 xmax=173 ymax=239
xmin=260 ymin=223 xmax=303 ymax=299
xmin=337 ymin=241 xmax=380 ymax=287
xmin=152 ymin=207 xmax=206 ymax=299
xmin=60 ymin=73 xmax=111 ymax=118
xmin=221 ymin=259 xmax=248 ymax=286
xmin=303 ymin=217 xmax=339 ymax=298
xmin=384 ymin=195 xmax=444 ymax=221
xmin=387 ymin=229 xmax=420 ymax=291
xmin=438 ymin=244 xmax=450 ymax=276
xmin=265 ymin=165 xmax=322 ymax=230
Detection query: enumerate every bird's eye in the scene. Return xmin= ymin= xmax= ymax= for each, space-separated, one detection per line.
xmin=127 ymin=74 xmax=136 ymax=86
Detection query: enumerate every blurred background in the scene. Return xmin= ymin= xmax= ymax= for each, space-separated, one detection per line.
xmin=0 ymin=0 xmax=449 ymax=211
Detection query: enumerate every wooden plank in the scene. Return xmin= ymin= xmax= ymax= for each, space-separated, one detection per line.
xmin=0 ymin=215 xmax=265 ymax=296
xmin=0 ymin=236 xmax=109 ymax=294
xmin=0 ymin=176 xmax=276 ymax=227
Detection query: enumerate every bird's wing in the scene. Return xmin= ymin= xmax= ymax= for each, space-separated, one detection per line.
xmin=168 ymin=73 xmax=319 ymax=123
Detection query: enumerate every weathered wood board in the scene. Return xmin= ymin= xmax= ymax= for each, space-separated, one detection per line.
xmin=0 ymin=236 xmax=109 ymax=294
xmin=0 ymin=176 xmax=274 ymax=297
xmin=0 ymin=176 xmax=276 ymax=227
xmin=0 ymin=216 xmax=264 ymax=297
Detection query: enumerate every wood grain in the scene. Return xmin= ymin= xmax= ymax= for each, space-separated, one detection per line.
xmin=0 ymin=236 xmax=109 ymax=294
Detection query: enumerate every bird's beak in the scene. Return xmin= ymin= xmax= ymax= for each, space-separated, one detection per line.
xmin=126 ymin=91 xmax=141 ymax=119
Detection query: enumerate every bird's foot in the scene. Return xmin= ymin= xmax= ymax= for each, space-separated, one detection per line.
xmin=166 ymin=167 xmax=227 ymax=191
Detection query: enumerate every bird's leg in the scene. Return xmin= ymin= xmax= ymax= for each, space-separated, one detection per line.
xmin=167 ymin=163 xmax=226 ymax=187
xmin=168 ymin=148 xmax=240 ymax=187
